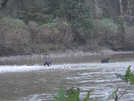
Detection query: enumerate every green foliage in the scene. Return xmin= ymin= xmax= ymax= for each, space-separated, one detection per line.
xmin=56 ymin=88 xmax=89 ymax=101
xmin=83 ymin=91 xmax=90 ymax=101
xmin=124 ymin=65 xmax=134 ymax=84
xmin=56 ymin=88 xmax=66 ymax=101
xmin=111 ymin=88 xmax=118 ymax=100
xmin=101 ymin=88 xmax=118 ymax=101
xmin=39 ymin=19 xmax=57 ymax=28
xmin=94 ymin=18 xmax=119 ymax=32
xmin=115 ymin=65 xmax=134 ymax=84
xmin=55 ymin=88 xmax=120 ymax=101
xmin=0 ymin=17 xmax=25 ymax=27
xmin=66 ymin=88 xmax=80 ymax=101
xmin=0 ymin=17 xmax=31 ymax=54
xmin=47 ymin=0 xmax=93 ymax=42
xmin=129 ymin=74 xmax=134 ymax=84
xmin=125 ymin=65 xmax=131 ymax=81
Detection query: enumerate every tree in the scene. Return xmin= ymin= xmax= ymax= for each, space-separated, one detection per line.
xmin=0 ymin=0 xmax=9 ymax=8
xmin=48 ymin=0 xmax=93 ymax=43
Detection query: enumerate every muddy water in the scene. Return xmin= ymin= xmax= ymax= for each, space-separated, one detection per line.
xmin=0 ymin=62 xmax=134 ymax=101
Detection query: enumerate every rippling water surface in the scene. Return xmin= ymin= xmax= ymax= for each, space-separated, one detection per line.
xmin=0 ymin=62 xmax=134 ymax=101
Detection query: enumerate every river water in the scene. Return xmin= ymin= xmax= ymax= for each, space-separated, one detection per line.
xmin=0 ymin=61 xmax=134 ymax=101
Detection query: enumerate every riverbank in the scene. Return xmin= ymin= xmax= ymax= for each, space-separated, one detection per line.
xmin=0 ymin=50 xmax=134 ymax=65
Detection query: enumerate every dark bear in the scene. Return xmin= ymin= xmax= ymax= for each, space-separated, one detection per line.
xmin=44 ymin=60 xmax=52 ymax=66
xmin=101 ymin=58 xmax=110 ymax=63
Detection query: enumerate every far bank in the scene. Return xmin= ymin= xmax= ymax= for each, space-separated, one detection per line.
xmin=0 ymin=50 xmax=134 ymax=65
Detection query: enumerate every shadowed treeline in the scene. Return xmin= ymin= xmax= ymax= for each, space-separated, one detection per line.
xmin=0 ymin=0 xmax=134 ymax=56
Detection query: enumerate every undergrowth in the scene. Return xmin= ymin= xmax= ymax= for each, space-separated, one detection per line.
xmin=115 ymin=65 xmax=134 ymax=84
xmin=125 ymin=65 xmax=134 ymax=84
xmin=55 ymin=88 xmax=119 ymax=101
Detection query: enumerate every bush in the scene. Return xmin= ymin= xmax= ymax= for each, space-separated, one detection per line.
xmin=55 ymin=88 xmax=91 ymax=101
xmin=37 ymin=19 xmax=73 ymax=45
xmin=47 ymin=0 xmax=93 ymax=44
xmin=93 ymin=18 xmax=123 ymax=50
xmin=0 ymin=17 xmax=31 ymax=54
xmin=116 ymin=65 xmax=134 ymax=84
xmin=123 ymin=26 xmax=134 ymax=50
xmin=94 ymin=18 xmax=119 ymax=32
xmin=125 ymin=66 xmax=134 ymax=84
xmin=55 ymin=87 xmax=119 ymax=101
xmin=0 ymin=44 xmax=16 ymax=56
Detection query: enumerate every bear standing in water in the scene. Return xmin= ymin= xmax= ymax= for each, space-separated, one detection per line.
xmin=101 ymin=58 xmax=110 ymax=63
xmin=44 ymin=60 xmax=52 ymax=66
xmin=43 ymin=52 xmax=52 ymax=66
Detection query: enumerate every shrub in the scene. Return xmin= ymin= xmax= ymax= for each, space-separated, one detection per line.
xmin=55 ymin=88 xmax=120 ymax=101
xmin=125 ymin=65 xmax=131 ymax=81
xmin=37 ymin=19 xmax=73 ymax=45
xmin=94 ymin=18 xmax=119 ymax=32
xmin=55 ymin=88 xmax=90 ymax=101
xmin=123 ymin=26 xmax=134 ymax=50
xmin=116 ymin=65 xmax=134 ymax=84
xmin=47 ymin=0 xmax=93 ymax=44
xmin=125 ymin=65 xmax=134 ymax=84
xmin=0 ymin=17 xmax=31 ymax=54
xmin=93 ymin=18 xmax=123 ymax=50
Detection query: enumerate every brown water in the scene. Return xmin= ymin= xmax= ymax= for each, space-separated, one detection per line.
xmin=0 ymin=62 xmax=134 ymax=101
xmin=0 ymin=53 xmax=134 ymax=101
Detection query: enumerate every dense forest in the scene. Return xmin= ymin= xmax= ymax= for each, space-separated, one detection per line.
xmin=0 ymin=0 xmax=134 ymax=56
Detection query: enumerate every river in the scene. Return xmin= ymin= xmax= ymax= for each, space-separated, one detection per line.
xmin=0 ymin=52 xmax=134 ymax=101
xmin=0 ymin=62 xmax=134 ymax=101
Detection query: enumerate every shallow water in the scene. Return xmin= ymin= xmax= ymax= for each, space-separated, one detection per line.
xmin=0 ymin=62 xmax=134 ymax=101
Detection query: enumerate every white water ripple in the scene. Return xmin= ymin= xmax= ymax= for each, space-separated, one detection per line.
xmin=0 ymin=61 xmax=134 ymax=73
